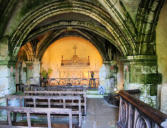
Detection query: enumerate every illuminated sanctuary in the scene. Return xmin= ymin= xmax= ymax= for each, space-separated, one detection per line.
xmin=0 ymin=0 xmax=167 ymax=128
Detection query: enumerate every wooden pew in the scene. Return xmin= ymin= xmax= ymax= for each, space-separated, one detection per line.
xmin=31 ymin=86 xmax=87 ymax=92
xmin=0 ymin=106 xmax=72 ymax=128
xmin=5 ymin=95 xmax=82 ymax=127
xmin=24 ymin=91 xmax=87 ymax=115
xmin=18 ymin=85 xmax=87 ymax=92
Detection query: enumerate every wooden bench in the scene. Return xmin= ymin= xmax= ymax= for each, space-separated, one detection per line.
xmin=0 ymin=106 xmax=73 ymax=128
xmin=24 ymin=91 xmax=87 ymax=115
xmin=31 ymin=86 xmax=87 ymax=92
xmin=18 ymin=84 xmax=87 ymax=92
xmin=5 ymin=95 xmax=82 ymax=127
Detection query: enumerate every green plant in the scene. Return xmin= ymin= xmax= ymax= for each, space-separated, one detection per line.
xmin=48 ymin=68 xmax=52 ymax=75
xmin=41 ymin=69 xmax=48 ymax=78
xmin=41 ymin=68 xmax=52 ymax=78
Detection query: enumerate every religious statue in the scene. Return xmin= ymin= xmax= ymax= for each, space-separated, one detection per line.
xmin=89 ymin=71 xmax=96 ymax=88
xmin=90 ymin=71 xmax=94 ymax=79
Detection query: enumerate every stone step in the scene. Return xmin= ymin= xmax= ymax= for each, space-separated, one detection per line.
xmin=86 ymin=94 xmax=104 ymax=98
xmin=86 ymin=90 xmax=99 ymax=94
xmin=86 ymin=89 xmax=107 ymax=98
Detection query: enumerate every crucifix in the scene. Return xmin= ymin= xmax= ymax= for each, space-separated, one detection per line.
xmin=73 ymin=45 xmax=77 ymax=55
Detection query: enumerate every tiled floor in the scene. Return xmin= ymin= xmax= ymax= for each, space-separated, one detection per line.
xmin=82 ymin=98 xmax=118 ymax=128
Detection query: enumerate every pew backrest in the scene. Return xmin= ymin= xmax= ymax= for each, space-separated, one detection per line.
xmin=25 ymin=91 xmax=87 ymax=115
xmin=6 ymin=95 xmax=81 ymax=111
xmin=0 ymin=106 xmax=72 ymax=128
xmin=5 ymin=95 xmax=82 ymax=127
xmin=31 ymin=86 xmax=87 ymax=92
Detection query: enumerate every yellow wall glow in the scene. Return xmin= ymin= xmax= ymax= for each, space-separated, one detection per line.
xmin=41 ymin=36 xmax=103 ymax=78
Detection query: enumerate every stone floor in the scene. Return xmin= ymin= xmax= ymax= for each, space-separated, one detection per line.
xmin=82 ymin=98 xmax=118 ymax=128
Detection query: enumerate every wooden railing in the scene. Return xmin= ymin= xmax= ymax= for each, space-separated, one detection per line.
xmin=41 ymin=78 xmax=99 ymax=87
xmin=118 ymin=90 xmax=167 ymax=128
xmin=17 ymin=84 xmax=87 ymax=93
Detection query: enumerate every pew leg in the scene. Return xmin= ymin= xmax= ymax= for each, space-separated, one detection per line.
xmin=84 ymin=106 xmax=86 ymax=116
xmin=13 ymin=112 xmax=17 ymax=123
xmin=79 ymin=112 xmax=82 ymax=127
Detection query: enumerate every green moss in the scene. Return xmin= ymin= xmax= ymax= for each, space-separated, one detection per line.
xmin=150 ymin=84 xmax=157 ymax=96
xmin=143 ymin=73 xmax=162 ymax=85
xmin=20 ymin=0 xmax=54 ymax=16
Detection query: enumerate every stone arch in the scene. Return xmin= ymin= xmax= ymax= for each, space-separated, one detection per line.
xmin=24 ymin=21 xmax=121 ymax=61
xmin=10 ymin=1 xmax=137 ymax=59
xmin=37 ymin=30 xmax=109 ymax=61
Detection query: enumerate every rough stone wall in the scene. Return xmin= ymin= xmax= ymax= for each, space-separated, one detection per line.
xmin=156 ymin=1 xmax=167 ymax=113
xmin=157 ymin=1 xmax=167 ymax=83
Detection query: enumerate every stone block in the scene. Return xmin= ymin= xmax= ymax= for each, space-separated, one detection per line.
xmin=161 ymin=84 xmax=167 ymax=114
xmin=0 ymin=65 xmax=9 ymax=77
xmin=157 ymin=84 xmax=162 ymax=109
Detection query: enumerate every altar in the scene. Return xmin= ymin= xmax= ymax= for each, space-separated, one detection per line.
xmin=47 ymin=45 xmax=100 ymax=86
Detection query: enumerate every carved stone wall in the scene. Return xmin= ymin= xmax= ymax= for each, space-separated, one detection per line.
xmin=123 ymin=55 xmax=161 ymax=108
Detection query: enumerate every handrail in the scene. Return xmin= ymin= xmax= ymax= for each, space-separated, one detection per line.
xmin=118 ymin=90 xmax=167 ymax=128
xmin=125 ymin=89 xmax=141 ymax=94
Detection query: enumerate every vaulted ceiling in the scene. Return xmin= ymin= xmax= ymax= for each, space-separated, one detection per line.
xmin=0 ymin=0 xmax=165 ymax=61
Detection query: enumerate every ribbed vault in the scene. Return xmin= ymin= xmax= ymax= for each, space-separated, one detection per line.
xmin=10 ymin=0 xmax=137 ymax=59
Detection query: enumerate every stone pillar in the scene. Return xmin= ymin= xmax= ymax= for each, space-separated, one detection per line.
xmin=32 ymin=59 xmax=40 ymax=85
xmin=161 ymin=84 xmax=167 ymax=114
xmin=99 ymin=61 xmax=117 ymax=93
xmin=0 ymin=61 xmax=16 ymax=97
xmin=25 ymin=60 xmax=40 ymax=85
xmin=15 ymin=62 xmax=22 ymax=84
xmin=20 ymin=61 xmax=27 ymax=84
xmin=122 ymin=55 xmax=161 ymax=108
xmin=0 ymin=36 xmax=16 ymax=97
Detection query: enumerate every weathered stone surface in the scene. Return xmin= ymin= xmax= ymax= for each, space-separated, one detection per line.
xmin=157 ymin=1 xmax=167 ymax=83
xmin=0 ymin=37 xmax=9 ymax=61
xmin=0 ymin=65 xmax=15 ymax=97
xmin=31 ymin=60 xmax=40 ymax=85
xmin=99 ymin=62 xmax=117 ymax=93
xmin=123 ymin=56 xmax=159 ymax=107
xmin=161 ymin=84 xmax=167 ymax=114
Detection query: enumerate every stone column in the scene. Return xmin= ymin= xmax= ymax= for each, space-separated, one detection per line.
xmin=20 ymin=61 xmax=27 ymax=85
xmin=0 ymin=61 xmax=16 ymax=97
xmin=0 ymin=36 xmax=16 ymax=97
xmin=99 ymin=61 xmax=117 ymax=93
xmin=15 ymin=62 xmax=22 ymax=84
xmin=25 ymin=60 xmax=40 ymax=85
xmin=161 ymin=84 xmax=167 ymax=114
xmin=122 ymin=55 xmax=161 ymax=108
xmin=32 ymin=59 xmax=40 ymax=85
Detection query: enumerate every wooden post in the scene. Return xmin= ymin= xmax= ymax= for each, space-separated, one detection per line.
xmin=79 ymin=98 xmax=82 ymax=127
xmin=84 ymin=93 xmax=87 ymax=115
xmin=33 ymin=98 xmax=36 ymax=108
xmin=48 ymin=98 xmax=51 ymax=108
xmin=27 ymin=112 xmax=31 ymax=127
xmin=47 ymin=113 xmax=51 ymax=128
xmin=69 ymin=112 xmax=72 ymax=128
xmin=7 ymin=111 xmax=12 ymax=126
xmin=6 ymin=98 xmax=8 ymax=107
xmin=63 ymin=99 xmax=65 ymax=108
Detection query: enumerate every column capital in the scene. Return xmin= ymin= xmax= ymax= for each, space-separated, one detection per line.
xmin=121 ymin=55 xmax=156 ymax=61
xmin=120 ymin=55 xmax=157 ymax=65
xmin=103 ymin=60 xmax=117 ymax=65
xmin=0 ymin=60 xmax=16 ymax=66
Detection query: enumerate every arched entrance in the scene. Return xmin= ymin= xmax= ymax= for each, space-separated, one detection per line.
xmin=11 ymin=1 xmax=127 ymax=94
xmin=41 ymin=36 xmax=103 ymax=87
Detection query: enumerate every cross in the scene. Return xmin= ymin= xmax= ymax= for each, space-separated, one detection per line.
xmin=73 ymin=45 xmax=77 ymax=55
